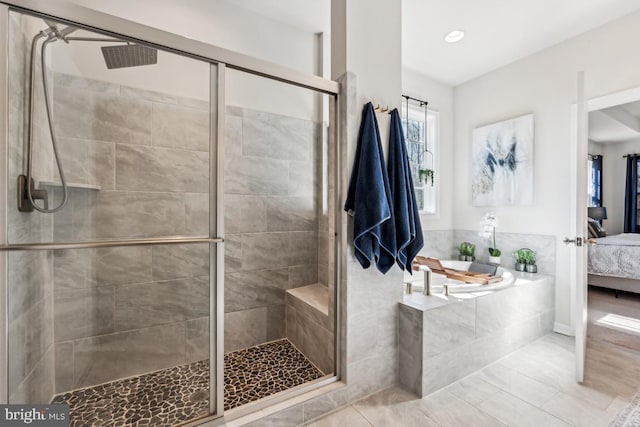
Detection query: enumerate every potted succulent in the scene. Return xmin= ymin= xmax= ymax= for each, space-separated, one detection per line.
xmin=514 ymin=249 xmax=528 ymax=272
xmin=418 ymin=168 xmax=435 ymax=186
xmin=458 ymin=242 xmax=476 ymax=262
xmin=479 ymin=213 xmax=501 ymax=264
xmin=524 ymin=250 xmax=537 ymax=273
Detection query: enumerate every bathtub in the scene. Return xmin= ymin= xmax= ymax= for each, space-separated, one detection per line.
xmin=398 ymin=262 xmax=554 ymax=397
xmin=403 ymin=260 xmax=516 ymax=294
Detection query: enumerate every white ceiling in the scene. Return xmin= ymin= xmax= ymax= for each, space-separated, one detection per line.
xmin=402 ymin=0 xmax=640 ymax=86
xmin=73 ymin=0 xmax=640 ymax=87
xmin=233 ymin=0 xmax=640 ymax=87
xmin=589 ymin=101 xmax=640 ymax=144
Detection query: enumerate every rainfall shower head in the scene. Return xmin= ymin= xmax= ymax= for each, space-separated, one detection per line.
xmin=100 ymin=43 xmax=157 ymax=69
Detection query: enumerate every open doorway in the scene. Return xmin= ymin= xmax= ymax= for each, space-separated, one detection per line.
xmin=582 ymin=87 xmax=640 ymax=395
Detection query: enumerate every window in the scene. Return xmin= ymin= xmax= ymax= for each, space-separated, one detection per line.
xmin=588 ymin=155 xmax=602 ymax=208
xmin=402 ymin=104 xmax=438 ymax=214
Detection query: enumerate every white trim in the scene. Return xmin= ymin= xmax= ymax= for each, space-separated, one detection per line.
xmin=553 ymin=322 xmax=574 ymax=336
xmin=571 ymin=82 xmax=640 ymax=385
xmin=588 ymin=85 xmax=640 ymax=112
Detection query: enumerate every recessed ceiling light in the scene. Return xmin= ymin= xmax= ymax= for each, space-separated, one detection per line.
xmin=444 ymin=30 xmax=465 ymax=43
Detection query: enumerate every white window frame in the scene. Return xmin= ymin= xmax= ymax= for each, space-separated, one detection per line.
xmin=402 ymin=103 xmax=439 ymax=216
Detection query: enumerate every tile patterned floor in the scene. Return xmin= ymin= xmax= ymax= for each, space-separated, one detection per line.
xmin=224 ymin=339 xmax=325 ymax=409
xmin=52 ymin=339 xmax=324 ymax=427
xmin=309 ymin=287 xmax=640 ymax=427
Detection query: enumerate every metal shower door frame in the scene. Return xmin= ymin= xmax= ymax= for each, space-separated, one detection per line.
xmin=0 ymin=1 xmax=342 ymax=425
xmin=0 ymin=2 xmax=9 ymax=408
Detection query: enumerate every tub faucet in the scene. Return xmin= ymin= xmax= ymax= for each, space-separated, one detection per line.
xmin=423 ymin=267 xmax=432 ymax=296
xmin=405 ymin=282 xmax=412 ymax=295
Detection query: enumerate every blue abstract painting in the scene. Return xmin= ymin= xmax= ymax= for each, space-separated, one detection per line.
xmin=472 ymin=114 xmax=534 ymax=206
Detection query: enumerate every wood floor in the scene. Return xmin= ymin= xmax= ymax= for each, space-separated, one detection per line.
xmin=308 ymin=287 xmax=640 ymax=427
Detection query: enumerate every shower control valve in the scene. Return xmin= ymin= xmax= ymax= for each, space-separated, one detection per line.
xmin=17 ymin=175 xmax=48 ymax=212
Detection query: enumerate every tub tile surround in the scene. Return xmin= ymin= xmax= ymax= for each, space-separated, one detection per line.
xmin=399 ymin=273 xmax=555 ymax=397
xmin=420 ymin=229 xmax=556 ymax=274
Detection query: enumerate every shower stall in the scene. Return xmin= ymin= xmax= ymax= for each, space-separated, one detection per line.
xmin=0 ymin=4 xmax=339 ymax=426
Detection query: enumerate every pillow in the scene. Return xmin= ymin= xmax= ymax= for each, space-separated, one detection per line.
xmin=587 ymin=217 xmax=606 ymax=238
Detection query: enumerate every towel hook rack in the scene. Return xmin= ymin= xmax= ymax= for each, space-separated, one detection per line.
xmin=374 ymin=103 xmax=391 ymax=114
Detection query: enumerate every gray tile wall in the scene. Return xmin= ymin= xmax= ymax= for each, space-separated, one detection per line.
xmin=285 ymin=284 xmax=334 ymax=374
xmin=7 ymin=13 xmax=55 ymax=404
xmin=47 ymin=72 xmax=213 ymax=393
xmin=223 ymin=106 xmax=323 ymax=353
xmin=452 ymin=230 xmax=556 ymax=275
xmin=44 ymin=73 xmax=325 ymax=392
xmin=419 ymin=229 xmax=555 ymax=276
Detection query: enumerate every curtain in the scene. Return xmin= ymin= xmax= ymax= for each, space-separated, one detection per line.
xmin=591 ymin=155 xmax=602 ymax=207
xmin=624 ymin=155 xmax=640 ymax=233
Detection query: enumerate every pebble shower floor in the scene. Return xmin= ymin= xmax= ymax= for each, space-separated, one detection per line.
xmin=51 ymin=339 xmax=325 ymax=426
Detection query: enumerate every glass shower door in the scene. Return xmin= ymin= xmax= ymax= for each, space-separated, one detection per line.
xmin=222 ymin=68 xmax=336 ymax=410
xmin=4 ymin=9 xmax=221 ymax=426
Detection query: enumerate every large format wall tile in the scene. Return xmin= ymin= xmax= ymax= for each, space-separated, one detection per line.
xmin=120 ymin=85 xmax=178 ymax=104
xmin=225 ymin=155 xmax=289 ymax=196
xmin=54 ymin=87 xmax=152 ymax=145
xmin=267 ymin=196 xmax=316 ymax=232
xmin=116 ymin=144 xmax=208 ymax=193
xmin=53 ymin=246 xmax=153 ymax=289
xmin=186 ymin=317 xmax=209 ymax=363
xmin=54 ymin=287 xmax=114 ymax=342
xmin=152 ymin=102 xmax=209 ymax=151
xmin=65 ymin=191 xmax=186 ymax=239
xmin=225 ymin=195 xmax=267 ymax=234
xmin=241 ymin=232 xmax=317 ymax=271
xmin=114 ymin=276 xmax=209 ymax=331
xmin=288 ymin=161 xmax=316 ymax=197
xmin=73 ymin=322 xmax=186 ymax=389
xmin=58 ymin=138 xmax=115 ymax=189
xmin=54 ymin=343 xmax=74 ymax=393
xmin=9 ymin=347 xmax=54 ymax=405
xmin=8 ymin=250 xmax=51 ymax=322
xmin=225 ymin=268 xmax=289 ymax=312
xmin=453 ymin=230 xmax=555 ymax=274
xmin=224 ymin=234 xmax=243 ymax=273
xmin=185 ymin=193 xmax=208 ymax=236
xmin=423 ymin=299 xmax=476 ymax=358
xmin=224 ymin=307 xmax=268 ymax=353
xmin=54 ymin=73 xmax=119 ymax=95
xmin=152 ymin=244 xmax=209 ymax=281
xmin=242 ymin=115 xmax=314 ymax=161
xmin=10 ymin=296 xmax=54 ymax=393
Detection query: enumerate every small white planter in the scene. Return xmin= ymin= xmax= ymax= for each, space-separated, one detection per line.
xmin=489 ymin=256 xmax=501 ymax=265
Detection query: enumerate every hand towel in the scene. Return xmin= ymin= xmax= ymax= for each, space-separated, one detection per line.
xmin=344 ymin=102 xmax=396 ymax=273
xmin=388 ymin=108 xmax=424 ymax=271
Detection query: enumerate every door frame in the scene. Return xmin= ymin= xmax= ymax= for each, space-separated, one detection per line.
xmin=572 ymin=82 xmax=640 ymax=382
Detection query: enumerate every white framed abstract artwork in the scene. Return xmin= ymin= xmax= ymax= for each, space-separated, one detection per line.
xmin=471 ymin=114 xmax=534 ymax=206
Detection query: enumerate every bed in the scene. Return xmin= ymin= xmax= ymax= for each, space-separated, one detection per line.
xmin=588 ymin=233 xmax=640 ymax=294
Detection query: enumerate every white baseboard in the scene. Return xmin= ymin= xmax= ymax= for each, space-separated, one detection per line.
xmin=553 ymin=322 xmax=574 ymax=336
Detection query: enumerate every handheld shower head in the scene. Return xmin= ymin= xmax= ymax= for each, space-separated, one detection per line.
xmin=100 ymin=43 xmax=157 ymax=69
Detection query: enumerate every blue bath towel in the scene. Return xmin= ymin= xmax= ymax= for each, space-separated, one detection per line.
xmin=388 ymin=109 xmax=423 ymax=272
xmin=344 ymin=102 xmax=396 ymax=273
